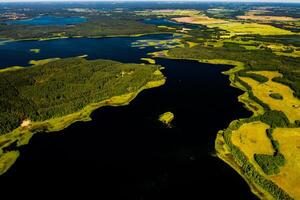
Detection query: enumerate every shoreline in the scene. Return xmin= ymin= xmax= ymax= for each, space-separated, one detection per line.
xmin=156 ymin=51 xmax=292 ymax=199
xmin=0 ymin=73 xmax=166 ymax=175
xmin=0 ymin=31 xmax=175 ymax=43
xmin=215 ymin=64 xmax=293 ymax=199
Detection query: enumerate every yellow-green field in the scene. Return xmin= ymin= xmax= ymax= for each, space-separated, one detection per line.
xmin=271 ymin=128 xmax=300 ymax=199
xmin=134 ymin=9 xmax=201 ymax=17
xmin=240 ymin=71 xmax=300 ymax=123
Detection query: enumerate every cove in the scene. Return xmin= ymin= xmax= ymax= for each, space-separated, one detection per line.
xmin=0 ymin=35 xmax=256 ymax=199
xmin=0 ymin=34 xmax=173 ymax=68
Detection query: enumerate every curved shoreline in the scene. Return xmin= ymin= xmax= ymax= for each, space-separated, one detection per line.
xmin=0 ymin=74 xmax=166 ymax=175
xmin=156 ymin=51 xmax=293 ymax=199
xmin=215 ymin=64 xmax=294 ymax=199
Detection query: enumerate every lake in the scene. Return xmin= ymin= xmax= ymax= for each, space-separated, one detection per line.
xmin=0 ymin=34 xmax=256 ymax=199
xmin=6 ymin=15 xmax=87 ymax=26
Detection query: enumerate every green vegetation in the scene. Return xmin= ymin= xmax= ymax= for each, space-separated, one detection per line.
xmin=259 ymin=110 xmax=290 ymax=128
xmin=0 ymin=16 xmax=165 ymax=40
xmin=141 ymin=58 xmax=156 ymax=64
xmin=0 ymin=151 xmax=19 ymax=176
xmin=238 ymin=71 xmax=269 ymax=83
xmin=270 ymin=93 xmax=284 ymax=100
xmin=1 ymin=5 xmax=300 ymax=199
xmin=160 ymin=17 xmax=300 ymax=196
xmin=216 ymin=120 xmax=292 ymax=200
xmin=0 ymin=57 xmax=165 ymax=136
xmin=158 ymin=112 xmax=175 ymax=127
xmin=167 ymin=44 xmax=300 ymax=99
xmin=0 ymin=57 xmax=166 ymax=175
xmin=254 ymin=153 xmax=285 ymax=175
xmin=30 ymin=49 xmax=40 ymax=53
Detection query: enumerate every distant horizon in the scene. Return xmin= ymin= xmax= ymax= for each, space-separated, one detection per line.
xmin=1 ymin=0 xmax=300 ymax=3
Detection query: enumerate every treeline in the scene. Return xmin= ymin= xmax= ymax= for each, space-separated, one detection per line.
xmin=222 ymin=122 xmax=292 ymax=200
xmin=0 ymin=57 xmax=163 ymax=135
xmin=168 ymin=43 xmax=300 ymax=99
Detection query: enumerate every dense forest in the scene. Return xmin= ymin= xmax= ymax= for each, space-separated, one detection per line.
xmin=0 ymin=15 xmax=164 ymax=40
xmin=167 ymin=43 xmax=300 ymax=99
xmin=0 ymin=57 xmax=163 ymax=135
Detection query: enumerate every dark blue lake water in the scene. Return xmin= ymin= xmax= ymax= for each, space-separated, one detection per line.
xmin=143 ymin=18 xmax=182 ymax=27
xmin=0 ymin=34 xmax=256 ymax=200
xmin=6 ymin=15 xmax=87 ymax=26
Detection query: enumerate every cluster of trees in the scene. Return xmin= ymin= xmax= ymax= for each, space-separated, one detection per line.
xmin=269 ymin=93 xmax=283 ymax=100
xmin=254 ymin=153 xmax=285 ymax=175
xmin=168 ymin=41 xmax=300 ymax=99
xmin=222 ymin=125 xmax=292 ymax=200
xmin=0 ymin=57 xmax=162 ymax=135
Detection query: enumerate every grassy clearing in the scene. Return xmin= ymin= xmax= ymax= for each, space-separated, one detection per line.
xmin=132 ymin=38 xmax=184 ymax=49
xmin=240 ymin=71 xmax=300 ymax=123
xmin=271 ymin=128 xmax=300 ymax=199
xmin=0 ymin=71 xmax=166 ymax=174
xmin=231 ymin=121 xmax=274 ymax=171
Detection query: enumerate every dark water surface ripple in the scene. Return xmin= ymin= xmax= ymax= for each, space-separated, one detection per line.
xmin=0 ymin=35 xmax=256 ymax=200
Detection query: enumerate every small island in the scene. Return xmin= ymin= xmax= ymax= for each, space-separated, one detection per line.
xmin=159 ymin=112 xmax=175 ymax=127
